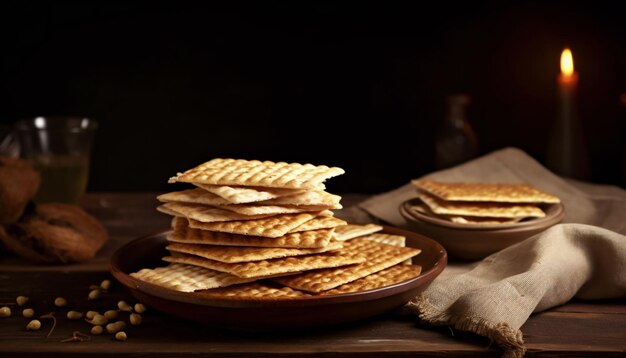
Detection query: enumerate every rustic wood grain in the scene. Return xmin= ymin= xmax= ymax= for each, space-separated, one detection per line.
xmin=0 ymin=192 xmax=624 ymax=356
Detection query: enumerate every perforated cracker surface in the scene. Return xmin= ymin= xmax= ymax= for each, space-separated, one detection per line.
xmin=289 ymin=217 xmax=346 ymax=233
xmin=171 ymin=217 xmax=333 ymax=248
xmin=198 ymin=283 xmax=311 ymax=299
xmin=160 ymin=202 xmax=275 ymax=222
xmin=360 ymin=233 xmax=406 ymax=247
xmin=321 ymin=264 xmax=423 ymax=295
xmin=187 ymin=212 xmax=317 ymax=237
xmin=412 ymin=179 xmax=560 ymax=203
xmin=166 ymin=241 xmax=342 ymax=263
xmin=129 ymin=263 xmax=257 ymax=292
xmin=334 ymin=224 xmax=383 ymax=241
xmin=273 ymin=239 xmax=421 ymax=292
xmin=261 ymin=190 xmax=342 ymax=208
xmin=196 ymin=184 xmax=302 ymax=204
xmin=157 ymin=189 xmax=231 ymax=206
xmin=419 ymin=193 xmax=545 ymax=218
xmin=448 ymin=216 xmax=522 ymax=224
xmin=163 ymin=248 xmax=365 ymax=278
xmin=169 ymin=158 xmax=344 ymax=189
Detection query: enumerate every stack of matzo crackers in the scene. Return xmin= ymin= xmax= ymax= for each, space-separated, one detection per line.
xmin=412 ymin=180 xmax=561 ymax=224
xmin=131 ymin=158 xmax=423 ymax=298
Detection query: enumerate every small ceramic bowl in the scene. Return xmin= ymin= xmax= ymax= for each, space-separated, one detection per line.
xmin=399 ymin=198 xmax=565 ymax=261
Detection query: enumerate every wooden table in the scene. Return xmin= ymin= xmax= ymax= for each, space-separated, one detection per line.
xmin=1 ymin=193 xmax=624 ymax=357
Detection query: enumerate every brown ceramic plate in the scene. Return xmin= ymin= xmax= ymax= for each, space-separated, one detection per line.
xmin=400 ymin=198 xmax=565 ymax=261
xmin=110 ymin=225 xmax=447 ymax=330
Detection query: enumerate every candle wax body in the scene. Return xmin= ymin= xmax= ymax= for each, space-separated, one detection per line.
xmin=547 ymin=72 xmax=589 ymax=179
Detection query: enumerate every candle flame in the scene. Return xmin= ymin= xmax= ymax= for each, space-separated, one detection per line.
xmin=561 ymin=48 xmax=574 ymax=76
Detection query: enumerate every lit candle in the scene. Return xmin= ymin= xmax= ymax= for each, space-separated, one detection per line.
xmin=556 ymin=48 xmax=577 ymax=175
xmin=547 ymin=48 xmax=588 ymax=179
xmin=558 ymin=48 xmax=578 ymax=100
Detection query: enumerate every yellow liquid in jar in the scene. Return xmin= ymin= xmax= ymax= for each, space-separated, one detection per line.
xmin=30 ymin=154 xmax=89 ymax=204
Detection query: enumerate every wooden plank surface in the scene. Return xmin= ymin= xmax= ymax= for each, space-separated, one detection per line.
xmin=0 ymin=192 xmax=624 ymax=356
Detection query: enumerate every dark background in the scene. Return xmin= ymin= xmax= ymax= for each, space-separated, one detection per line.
xmin=2 ymin=1 xmax=625 ymax=193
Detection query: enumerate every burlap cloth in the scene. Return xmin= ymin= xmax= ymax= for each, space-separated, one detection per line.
xmin=357 ymin=147 xmax=626 ymax=357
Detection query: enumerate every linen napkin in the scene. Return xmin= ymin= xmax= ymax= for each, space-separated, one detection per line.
xmin=358 ymin=147 xmax=626 ymax=357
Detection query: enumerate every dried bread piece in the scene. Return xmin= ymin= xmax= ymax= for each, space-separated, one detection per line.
xmin=321 ymin=264 xmax=423 ymax=295
xmin=334 ymin=223 xmax=383 ymax=241
xmin=130 ymin=263 xmax=260 ymax=292
xmin=198 ymin=283 xmax=311 ymax=299
xmin=260 ymin=190 xmax=342 ymax=209
xmin=274 ymin=239 xmax=421 ymax=292
xmin=169 ymin=217 xmax=333 ymax=248
xmin=1 ymin=203 xmax=108 ymax=264
xmin=169 ymin=158 xmax=344 ymax=190
xmin=0 ymin=156 xmax=40 ymax=224
xmin=166 ymin=240 xmax=342 ymax=263
xmin=157 ymin=188 xmax=231 ymax=206
xmin=419 ymin=192 xmax=545 ymax=218
xmin=159 ymin=202 xmax=275 ymax=222
xmin=196 ymin=184 xmax=305 ymax=204
xmin=163 ymin=248 xmax=365 ymax=278
xmin=412 ymin=179 xmax=560 ymax=204
xmin=187 ymin=212 xmax=318 ymax=237
xmin=289 ymin=216 xmax=347 ymax=233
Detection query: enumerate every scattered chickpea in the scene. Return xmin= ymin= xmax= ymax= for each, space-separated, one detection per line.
xmin=117 ymin=300 xmax=132 ymax=312
xmin=87 ymin=314 xmax=107 ymax=326
xmin=67 ymin=311 xmax=83 ymax=320
xmin=105 ymin=323 xmax=118 ymax=334
xmin=85 ymin=311 xmax=98 ymax=320
xmin=106 ymin=321 xmax=126 ymax=334
xmin=129 ymin=313 xmax=142 ymax=326
xmin=26 ymin=319 xmax=41 ymax=331
xmin=54 ymin=297 xmax=67 ymax=307
xmin=100 ymin=280 xmax=111 ymax=291
xmin=115 ymin=331 xmax=127 ymax=341
xmin=103 ymin=310 xmax=118 ymax=320
xmin=91 ymin=325 xmax=104 ymax=335
xmin=23 ymin=308 xmax=35 ymax=318
xmin=0 ymin=306 xmax=11 ymax=317
xmin=134 ymin=303 xmax=146 ymax=314
xmin=87 ymin=289 xmax=100 ymax=300
xmin=16 ymin=296 xmax=29 ymax=306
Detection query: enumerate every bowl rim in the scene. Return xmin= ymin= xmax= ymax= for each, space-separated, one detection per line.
xmin=110 ymin=225 xmax=448 ymax=308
